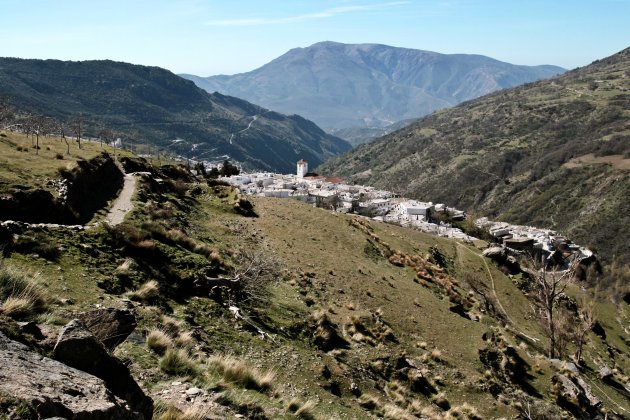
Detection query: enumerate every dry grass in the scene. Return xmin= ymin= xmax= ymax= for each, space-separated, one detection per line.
xmin=175 ymin=331 xmax=195 ymax=349
xmin=0 ymin=265 xmax=48 ymax=319
xmin=128 ymin=280 xmax=159 ymax=303
xmin=207 ymin=355 xmax=275 ymax=392
xmin=293 ymin=399 xmax=317 ymax=419
xmin=147 ymin=328 xmax=173 ymax=355
xmin=159 ymin=349 xmax=198 ymax=377
xmin=445 ymin=403 xmax=482 ymax=419
xmin=154 ymin=403 xmax=209 ymax=420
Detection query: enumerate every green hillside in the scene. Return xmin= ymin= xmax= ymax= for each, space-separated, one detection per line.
xmin=0 ymin=58 xmax=351 ymax=173
xmin=320 ymin=47 xmax=630 ymax=265
xmin=1 ymin=135 xmax=629 ymax=418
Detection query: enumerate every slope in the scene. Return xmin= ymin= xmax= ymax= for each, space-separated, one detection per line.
xmin=320 ymin=47 xmax=630 ymax=265
xmin=1 ymin=144 xmax=628 ymax=417
xmin=0 ymin=57 xmax=351 ymax=173
xmin=182 ymin=41 xmax=565 ymax=131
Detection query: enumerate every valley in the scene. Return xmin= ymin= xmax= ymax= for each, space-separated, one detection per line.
xmin=0 ymin=29 xmax=629 ymax=420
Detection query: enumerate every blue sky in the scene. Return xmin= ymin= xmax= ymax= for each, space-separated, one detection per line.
xmin=0 ymin=0 xmax=628 ymax=75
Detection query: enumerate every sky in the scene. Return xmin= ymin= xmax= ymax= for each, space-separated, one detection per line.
xmin=0 ymin=0 xmax=628 ymax=76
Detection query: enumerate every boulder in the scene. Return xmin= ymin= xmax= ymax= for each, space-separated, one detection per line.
xmin=482 ymin=247 xmax=505 ymax=258
xmin=553 ymin=374 xmax=601 ymax=417
xmin=76 ymin=307 xmax=137 ymax=350
xmin=0 ymin=332 xmax=140 ymax=419
xmin=53 ymin=320 xmax=153 ymax=419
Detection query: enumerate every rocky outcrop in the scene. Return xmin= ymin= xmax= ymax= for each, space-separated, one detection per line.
xmin=53 ymin=320 xmax=153 ymax=419
xmin=553 ymin=373 xmax=602 ymax=418
xmin=76 ymin=307 xmax=137 ymax=350
xmin=0 ymin=331 xmax=140 ymax=419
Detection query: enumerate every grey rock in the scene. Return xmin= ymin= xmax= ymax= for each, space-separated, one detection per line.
xmin=54 ymin=320 xmax=153 ymax=419
xmin=553 ymin=374 xmax=602 ymax=416
xmin=0 ymin=332 xmax=139 ymax=419
xmin=75 ymin=307 xmax=137 ymax=350
xmin=599 ymin=366 xmax=613 ymax=380
xmin=482 ymin=247 xmax=505 ymax=258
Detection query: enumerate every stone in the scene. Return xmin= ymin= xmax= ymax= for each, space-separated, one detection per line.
xmin=553 ymin=374 xmax=601 ymax=416
xmin=53 ymin=320 xmax=153 ymax=419
xmin=599 ymin=366 xmax=613 ymax=380
xmin=76 ymin=307 xmax=137 ymax=350
xmin=0 ymin=332 xmax=140 ymax=419
xmin=185 ymin=387 xmax=202 ymax=395
xmin=482 ymin=246 xmax=505 ymax=258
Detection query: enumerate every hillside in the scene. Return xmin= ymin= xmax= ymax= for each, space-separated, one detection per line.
xmin=0 ymin=57 xmax=351 ymax=173
xmin=182 ymin=41 xmax=565 ymax=131
xmin=1 ymin=132 xmax=629 ymax=419
xmin=320 ymin=47 xmax=630 ymax=265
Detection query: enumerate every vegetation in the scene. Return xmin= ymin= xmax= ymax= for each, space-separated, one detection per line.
xmin=0 ymin=57 xmax=351 ymax=172
xmin=321 ymin=47 xmax=630 ymax=268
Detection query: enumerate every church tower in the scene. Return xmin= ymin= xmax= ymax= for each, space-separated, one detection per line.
xmin=297 ymin=159 xmax=308 ymax=178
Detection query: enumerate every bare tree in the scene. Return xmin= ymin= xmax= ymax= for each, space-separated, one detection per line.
xmin=55 ymin=120 xmax=71 ymax=155
xmin=573 ymin=298 xmax=595 ymax=364
xmin=0 ymin=96 xmax=14 ymax=128
xmin=199 ymin=249 xmax=283 ymax=306
xmin=69 ymin=114 xmax=85 ymax=149
xmin=524 ymin=255 xmax=581 ymax=358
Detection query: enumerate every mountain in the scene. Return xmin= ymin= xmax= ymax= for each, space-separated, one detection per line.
xmin=1 ymin=136 xmax=628 ymax=417
xmin=329 ymin=118 xmax=418 ymax=147
xmin=0 ymin=57 xmax=351 ymax=172
xmin=181 ymin=41 xmax=565 ymax=131
xmin=320 ymin=47 xmax=630 ymax=265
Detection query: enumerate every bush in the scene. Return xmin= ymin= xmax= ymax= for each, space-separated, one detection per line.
xmin=55 ymin=153 xmax=64 ymax=159
xmin=13 ymin=232 xmax=60 ymax=261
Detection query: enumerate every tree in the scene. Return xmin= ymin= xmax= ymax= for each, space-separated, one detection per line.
xmin=219 ymin=159 xmax=240 ymax=177
xmin=573 ymin=298 xmax=595 ymax=364
xmin=69 ymin=114 xmax=85 ymax=149
xmin=56 ymin=120 xmax=71 ymax=155
xmin=524 ymin=254 xmax=581 ymax=358
xmin=0 ymin=96 xmax=14 ymax=128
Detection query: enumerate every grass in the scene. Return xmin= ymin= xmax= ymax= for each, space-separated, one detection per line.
xmin=0 ymin=265 xmax=47 ymax=320
xmin=128 ymin=280 xmax=160 ymax=303
xmin=207 ymin=355 xmax=275 ymax=393
xmin=146 ymin=328 xmax=173 ymax=355
xmin=159 ymin=349 xmax=199 ymax=377
xmin=0 ymin=131 xmax=133 ymax=194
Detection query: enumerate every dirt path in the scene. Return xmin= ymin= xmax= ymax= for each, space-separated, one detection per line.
xmin=105 ymin=173 xmax=137 ymax=226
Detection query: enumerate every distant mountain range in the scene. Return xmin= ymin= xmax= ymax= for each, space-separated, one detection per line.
xmin=182 ymin=41 xmax=565 ymax=131
xmin=0 ymin=58 xmax=350 ymax=172
xmin=320 ymin=47 xmax=630 ymax=264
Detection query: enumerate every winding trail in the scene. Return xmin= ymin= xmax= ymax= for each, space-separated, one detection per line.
xmin=229 ymin=115 xmax=259 ymax=145
xmin=105 ymin=173 xmax=137 ymax=226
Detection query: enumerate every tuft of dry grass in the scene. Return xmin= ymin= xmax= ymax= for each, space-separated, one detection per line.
xmin=154 ymin=403 xmax=209 ymax=420
xmin=207 ymin=355 xmax=275 ymax=393
xmin=445 ymin=403 xmax=482 ymax=420
xmin=0 ymin=265 xmax=48 ymax=320
xmin=293 ymin=399 xmax=317 ymax=419
xmin=128 ymin=280 xmax=159 ymax=303
xmin=175 ymin=331 xmax=195 ymax=349
xmin=159 ymin=348 xmax=198 ymax=377
xmin=147 ymin=328 xmax=173 ymax=355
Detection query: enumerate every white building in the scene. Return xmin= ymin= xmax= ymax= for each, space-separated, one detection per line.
xmin=297 ymin=160 xmax=308 ymax=178
xmin=394 ymin=200 xmax=434 ymax=221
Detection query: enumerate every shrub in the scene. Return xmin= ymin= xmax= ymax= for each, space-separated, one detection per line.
xmin=146 ymin=328 xmax=173 ymax=355
xmin=0 ymin=265 xmax=47 ymax=319
xmin=55 ymin=153 xmax=64 ymax=160
xmin=159 ymin=349 xmax=198 ymax=376
xmin=12 ymin=232 xmax=60 ymax=261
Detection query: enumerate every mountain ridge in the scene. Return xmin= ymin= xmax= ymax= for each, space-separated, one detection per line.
xmin=182 ymin=41 xmax=565 ymax=131
xmin=319 ymin=46 xmax=630 ymax=264
xmin=0 ymin=57 xmax=351 ymax=172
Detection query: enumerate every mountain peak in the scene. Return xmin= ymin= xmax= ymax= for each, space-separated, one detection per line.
xmin=182 ymin=43 xmax=565 ymax=130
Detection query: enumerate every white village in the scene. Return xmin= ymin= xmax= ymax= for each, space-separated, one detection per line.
xmin=222 ymin=160 xmax=594 ymax=265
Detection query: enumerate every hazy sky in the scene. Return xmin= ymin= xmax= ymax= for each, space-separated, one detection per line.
xmin=1 ymin=0 xmax=628 ymax=75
